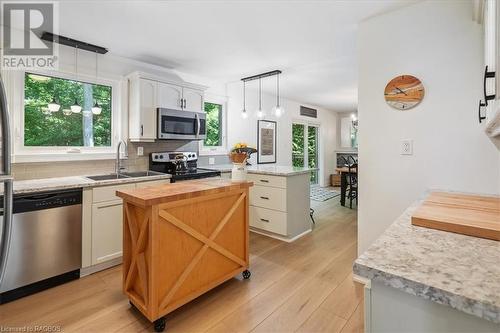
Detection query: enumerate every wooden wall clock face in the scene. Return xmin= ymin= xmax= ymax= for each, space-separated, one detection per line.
xmin=384 ymin=75 xmax=424 ymax=110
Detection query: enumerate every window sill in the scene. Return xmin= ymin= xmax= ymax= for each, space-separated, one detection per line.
xmin=13 ymin=152 xmax=118 ymax=163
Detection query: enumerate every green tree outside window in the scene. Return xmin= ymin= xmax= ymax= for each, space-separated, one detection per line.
xmin=204 ymin=102 xmax=222 ymax=146
xmin=24 ymin=73 xmax=112 ymax=147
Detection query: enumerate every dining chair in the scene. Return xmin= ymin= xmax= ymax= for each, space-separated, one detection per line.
xmin=347 ymin=155 xmax=358 ymax=209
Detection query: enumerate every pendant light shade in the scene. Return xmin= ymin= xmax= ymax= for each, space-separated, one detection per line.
xmin=71 ymin=99 xmax=82 ymax=113
xmin=47 ymin=97 xmax=60 ymax=112
xmin=91 ymin=101 xmax=102 ymax=115
xmin=256 ymin=78 xmax=265 ymax=118
xmin=273 ymin=72 xmax=284 ymax=117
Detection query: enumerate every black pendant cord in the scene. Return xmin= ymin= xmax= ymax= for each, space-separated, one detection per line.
xmin=276 ymin=74 xmax=280 ymax=108
xmin=259 ymin=78 xmax=262 ymax=110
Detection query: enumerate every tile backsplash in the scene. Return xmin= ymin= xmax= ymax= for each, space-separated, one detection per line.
xmin=12 ymin=140 xmax=199 ymax=180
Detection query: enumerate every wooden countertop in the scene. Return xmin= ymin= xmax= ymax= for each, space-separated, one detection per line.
xmin=116 ymin=178 xmax=253 ymax=206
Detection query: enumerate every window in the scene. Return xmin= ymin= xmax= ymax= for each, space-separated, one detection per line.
xmin=24 ymin=73 xmax=112 ymax=147
xmin=199 ymin=98 xmax=227 ymax=155
xmin=204 ymin=102 xmax=222 ymax=146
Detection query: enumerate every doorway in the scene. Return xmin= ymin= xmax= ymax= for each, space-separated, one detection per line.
xmin=292 ymin=123 xmax=319 ymax=184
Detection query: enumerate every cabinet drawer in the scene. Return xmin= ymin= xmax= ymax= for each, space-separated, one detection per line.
xmin=250 ymin=185 xmax=286 ymax=211
xmin=93 ymin=183 xmax=135 ymax=203
xmin=247 ymin=174 xmax=287 ymax=189
xmin=250 ymin=206 xmax=287 ymax=235
xmin=136 ymin=179 xmax=171 ymax=188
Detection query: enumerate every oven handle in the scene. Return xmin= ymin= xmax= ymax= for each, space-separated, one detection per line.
xmin=195 ymin=113 xmax=200 ymax=138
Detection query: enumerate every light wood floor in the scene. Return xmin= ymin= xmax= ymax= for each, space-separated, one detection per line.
xmin=0 ymin=198 xmax=361 ymax=333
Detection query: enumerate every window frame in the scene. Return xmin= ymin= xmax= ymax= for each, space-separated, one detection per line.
xmin=11 ymin=69 xmax=121 ymax=162
xmin=199 ymin=95 xmax=227 ymax=156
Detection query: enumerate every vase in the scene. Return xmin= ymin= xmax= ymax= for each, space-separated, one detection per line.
xmin=231 ymin=162 xmax=247 ymax=181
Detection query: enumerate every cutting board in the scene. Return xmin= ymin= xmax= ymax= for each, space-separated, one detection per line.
xmin=411 ymin=192 xmax=500 ymax=241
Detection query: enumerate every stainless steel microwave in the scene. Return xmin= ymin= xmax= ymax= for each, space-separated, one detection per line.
xmin=157 ymin=108 xmax=206 ymax=140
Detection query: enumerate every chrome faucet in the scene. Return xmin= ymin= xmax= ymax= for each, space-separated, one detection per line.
xmin=116 ymin=140 xmax=128 ymax=174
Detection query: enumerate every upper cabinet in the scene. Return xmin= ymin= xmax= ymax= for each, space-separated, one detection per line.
xmin=128 ymin=72 xmax=207 ymax=142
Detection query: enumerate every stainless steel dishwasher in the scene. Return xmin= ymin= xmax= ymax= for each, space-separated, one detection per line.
xmin=0 ymin=189 xmax=82 ymax=303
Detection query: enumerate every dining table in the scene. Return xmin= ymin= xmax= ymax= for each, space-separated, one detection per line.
xmin=335 ymin=166 xmax=357 ymax=207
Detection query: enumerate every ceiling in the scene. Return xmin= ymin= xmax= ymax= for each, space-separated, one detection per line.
xmin=57 ymin=0 xmax=417 ymax=111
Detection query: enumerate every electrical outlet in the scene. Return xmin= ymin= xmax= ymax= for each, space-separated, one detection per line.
xmin=208 ymin=157 xmax=215 ymax=165
xmin=401 ymin=140 xmax=413 ymax=155
xmin=137 ymin=146 xmax=144 ymax=156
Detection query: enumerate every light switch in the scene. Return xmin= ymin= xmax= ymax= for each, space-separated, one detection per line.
xmin=208 ymin=157 xmax=215 ymax=165
xmin=137 ymin=146 xmax=144 ymax=156
xmin=401 ymin=140 xmax=413 ymax=155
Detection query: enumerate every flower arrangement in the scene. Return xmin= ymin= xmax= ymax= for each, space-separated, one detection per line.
xmin=229 ymin=142 xmax=257 ymax=164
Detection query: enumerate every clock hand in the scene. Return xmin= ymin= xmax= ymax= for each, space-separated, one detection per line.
xmin=395 ymin=87 xmax=407 ymax=96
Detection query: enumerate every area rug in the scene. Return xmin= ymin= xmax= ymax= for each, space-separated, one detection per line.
xmin=310 ymin=186 xmax=341 ymax=202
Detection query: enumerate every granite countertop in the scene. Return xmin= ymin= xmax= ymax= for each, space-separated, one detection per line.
xmin=3 ymin=173 xmax=172 ymax=195
xmin=353 ymin=199 xmax=500 ymax=324
xmin=204 ymin=164 xmax=316 ymax=176
xmin=116 ymin=178 xmax=253 ymax=206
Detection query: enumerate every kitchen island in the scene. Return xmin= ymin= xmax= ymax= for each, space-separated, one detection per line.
xmin=353 ymin=194 xmax=500 ymax=332
xmin=116 ymin=179 xmax=253 ymax=332
xmin=207 ymin=164 xmax=316 ymax=242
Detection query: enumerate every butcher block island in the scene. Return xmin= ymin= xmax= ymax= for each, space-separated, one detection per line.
xmin=116 ymin=179 xmax=253 ymax=332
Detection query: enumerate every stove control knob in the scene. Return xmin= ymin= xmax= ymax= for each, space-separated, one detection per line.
xmin=159 ymin=155 xmax=163 ymax=159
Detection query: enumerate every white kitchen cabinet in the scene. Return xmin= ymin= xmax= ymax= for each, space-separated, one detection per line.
xmin=158 ymin=82 xmax=183 ymax=110
xmin=91 ymin=200 xmax=124 ymax=264
xmin=129 ymin=78 xmax=157 ymax=142
xmin=82 ymin=179 xmax=171 ymax=272
xmin=248 ymin=173 xmax=311 ymax=242
xmin=182 ymin=87 xmax=204 ymax=112
xmin=128 ymin=72 xmax=207 ymax=142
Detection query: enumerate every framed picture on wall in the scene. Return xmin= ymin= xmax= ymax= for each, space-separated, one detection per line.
xmin=257 ymin=120 xmax=277 ymax=164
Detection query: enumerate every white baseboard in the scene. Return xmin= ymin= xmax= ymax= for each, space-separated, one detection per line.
xmin=250 ymin=228 xmax=312 ymax=243
xmin=80 ymin=257 xmax=122 ymax=277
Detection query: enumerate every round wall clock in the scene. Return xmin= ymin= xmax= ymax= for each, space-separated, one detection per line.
xmin=384 ymin=75 xmax=424 ymax=110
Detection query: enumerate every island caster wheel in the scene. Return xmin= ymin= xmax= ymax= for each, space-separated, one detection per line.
xmin=153 ymin=317 xmax=166 ymax=332
xmin=242 ymin=269 xmax=251 ymax=279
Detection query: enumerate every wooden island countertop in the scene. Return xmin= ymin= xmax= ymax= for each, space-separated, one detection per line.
xmin=116 ymin=178 xmax=253 ymax=206
xmin=115 ymin=178 xmax=254 ymax=331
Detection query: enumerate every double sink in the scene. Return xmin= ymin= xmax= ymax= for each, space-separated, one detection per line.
xmin=86 ymin=170 xmax=164 ymax=181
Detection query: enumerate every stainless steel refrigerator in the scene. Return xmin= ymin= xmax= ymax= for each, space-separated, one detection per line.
xmin=0 ymin=75 xmax=14 ymax=295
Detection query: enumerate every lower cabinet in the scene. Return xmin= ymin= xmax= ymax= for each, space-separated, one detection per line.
xmin=92 ymin=200 xmax=124 ymax=264
xmin=82 ymin=179 xmax=170 ymax=270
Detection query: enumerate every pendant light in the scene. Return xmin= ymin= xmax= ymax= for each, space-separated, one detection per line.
xmin=91 ymin=51 xmax=102 ymax=115
xmin=256 ymin=78 xmax=265 ymax=118
xmin=241 ymin=80 xmax=248 ymax=119
xmin=47 ymin=97 xmax=60 ymax=112
xmin=70 ymin=46 xmax=82 ymax=114
xmin=273 ymin=72 xmax=284 ymax=117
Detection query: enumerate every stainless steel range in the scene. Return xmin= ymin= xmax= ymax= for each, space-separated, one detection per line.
xmin=149 ymin=152 xmax=220 ymax=182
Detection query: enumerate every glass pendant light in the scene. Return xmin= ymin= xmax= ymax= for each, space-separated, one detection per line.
xmin=70 ymin=46 xmax=82 ymax=114
xmin=91 ymin=51 xmax=102 ymax=115
xmin=273 ymin=72 xmax=284 ymax=117
xmin=47 ymin=97 xmax=60 ymax=112
xmin=241 ymin=80 xmax=248 ymax=119
xmin=256 ymin=78 xmax=265 ymax=118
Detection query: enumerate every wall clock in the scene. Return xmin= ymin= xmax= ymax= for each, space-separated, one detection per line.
xmin=384 ymin=75 xmax=424 ymax=110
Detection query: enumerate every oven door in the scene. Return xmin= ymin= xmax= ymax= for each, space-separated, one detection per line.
xmin=157 ymin=108 xmax=206 ymax=140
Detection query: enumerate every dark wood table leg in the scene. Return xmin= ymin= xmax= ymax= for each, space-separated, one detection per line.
xmin=340 ymin=172 xmax=347 ymax=206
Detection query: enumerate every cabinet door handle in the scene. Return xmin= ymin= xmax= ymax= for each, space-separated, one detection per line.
xmin=260 ymin=218 xmax=270 ymax=223
xmin=260 ymin=196 xmax=269 ymax=200
xmin=478 ymin=100 xmax=487 ymax=123
xmin=140 ymin=125 xmax=144 ymax=136
xmin=483 ymin=65 xmax=496 ymax=106
xmin=259 ymin=179 xmax=269 ymax=183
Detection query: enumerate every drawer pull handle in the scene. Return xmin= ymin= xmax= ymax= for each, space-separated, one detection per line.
xmin=260 ymin=218 xmax=270 ymax=223
xmin=259 ymin=179 xmax=269 ymax=183
xmin=260 ymin=196 xmax=269 ymax=200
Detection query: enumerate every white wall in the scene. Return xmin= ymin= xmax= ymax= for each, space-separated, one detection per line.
xmin=358 ymin=0 xmax=500 ymax=253
xmin=226 ymin=82 xmax=337 ymax=187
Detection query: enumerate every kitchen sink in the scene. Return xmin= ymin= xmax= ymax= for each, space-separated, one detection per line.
xmin=86 ymin=174 xmax=131 ymax=181
xmin=120 ymin=171 xmax=164 ymax=178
